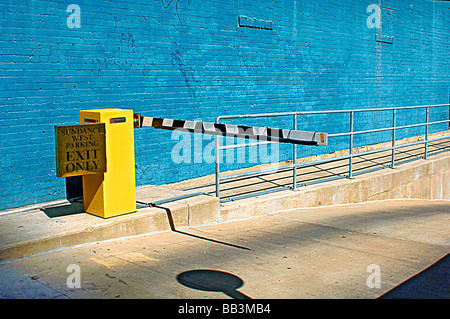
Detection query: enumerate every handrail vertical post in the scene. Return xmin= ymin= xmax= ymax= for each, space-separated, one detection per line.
xmin=293 ymin=114 xmax=297 ymax=190
xmin=215 ymin=124 xmax=221 ymax=199
xmin=392 ymin=108 xmax=396 ymax=168
xmin=424 ymin=106 xmax=429 ymax=159
xmin=349 ymin=111 xmax=354 ymax=178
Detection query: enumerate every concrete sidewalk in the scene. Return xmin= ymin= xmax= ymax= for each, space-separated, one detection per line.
xmin=0 ymin=199 xmax=448 ymax=299
xmin=0 ymin=185 xmax=220 ymax=263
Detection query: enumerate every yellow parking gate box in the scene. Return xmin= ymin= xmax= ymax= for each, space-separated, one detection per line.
xmin=79 ymin=109 xmax=136 ymax=218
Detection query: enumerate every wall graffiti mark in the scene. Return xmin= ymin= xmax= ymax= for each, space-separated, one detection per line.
xmin=161 ymin=0 xmax=192 ymax=26
xmin=170 ymin=49 xmax=197 ymax=98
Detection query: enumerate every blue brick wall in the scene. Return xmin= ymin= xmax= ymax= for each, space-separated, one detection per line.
xmin=1 ymin=0 xmax=449 ymax=210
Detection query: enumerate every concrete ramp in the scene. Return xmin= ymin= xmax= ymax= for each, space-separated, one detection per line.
xmin=219 ymin=151 xmax=450 ymax=222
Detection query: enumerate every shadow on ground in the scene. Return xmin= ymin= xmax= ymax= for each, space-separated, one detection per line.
xmin=41 ymin=200 xmax=84 ymax=218
xmin=379 ymin=253 xmax=449 ymax=299
xmin=177 ymin=269 xmax=251 ymax=299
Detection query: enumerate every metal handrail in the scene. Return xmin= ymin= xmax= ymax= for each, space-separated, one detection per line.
xmin=216 ymin=103 xmax=450 ymax=121
xmin=214 ymin=103 xmax=450 ymax=201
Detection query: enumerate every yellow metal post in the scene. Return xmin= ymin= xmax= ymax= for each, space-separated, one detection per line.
xmin=79 ymin=109 xmax=136 ymax=218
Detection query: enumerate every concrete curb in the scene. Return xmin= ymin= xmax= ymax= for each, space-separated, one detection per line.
xmin=0 ymin=188 xmax=220 ymax=263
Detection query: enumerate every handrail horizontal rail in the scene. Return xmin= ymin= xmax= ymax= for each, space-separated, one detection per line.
xmin=218 ymin=133 xmax=450 ymax=182
xmin=219 ymin=140 xmax=277 ymax=150
xmin=217 ymin=118 xmax=450 ymax=149
xmin=216 ymin=103 xmax=450 ymax=122
xmin=329 ymin=119 xmax=450 ymax=138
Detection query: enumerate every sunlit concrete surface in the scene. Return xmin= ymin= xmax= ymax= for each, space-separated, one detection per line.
xmin=0 ymin=199 xmax=448 ymax=299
